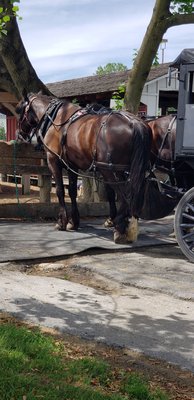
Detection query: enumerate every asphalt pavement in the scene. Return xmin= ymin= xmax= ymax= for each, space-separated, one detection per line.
xmin=0 ymin=215 xmax=194 ymax=373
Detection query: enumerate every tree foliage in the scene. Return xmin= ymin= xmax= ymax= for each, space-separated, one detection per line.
xmin=171 ymin=0 xmax=194 ymax=13
xmin=95 ymin=63 xmax=127 ymax=75
xmin=112 ymin=84 xmax=125 ymax=110
xmin=0 ymin=0 xmax=20 ymax=36
xmin=0 ymin=126 xmax=6 ymax=140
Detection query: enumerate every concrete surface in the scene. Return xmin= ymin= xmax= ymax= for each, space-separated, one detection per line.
xmin=0 ymin=214 xmax=194 ymax=373
xmin=0 ymin=264 xmax=194 ymax=372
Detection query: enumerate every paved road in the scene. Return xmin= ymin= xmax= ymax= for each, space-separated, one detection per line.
xmin=0 ymin=216 xmax=194 ymax=372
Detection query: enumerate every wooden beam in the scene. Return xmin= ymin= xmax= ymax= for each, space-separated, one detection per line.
xmin=1 ymin=102 xmax=17 ymax=116
xmin=0 ymin=92 xmax=18 ymax=103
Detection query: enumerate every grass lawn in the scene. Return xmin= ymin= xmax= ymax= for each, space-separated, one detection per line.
xmin=0 ymin=316 xmax=169 ymax=400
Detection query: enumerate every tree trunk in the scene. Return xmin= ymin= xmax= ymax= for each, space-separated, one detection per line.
xmin=124 ymin=0 xmax=194 ymax=113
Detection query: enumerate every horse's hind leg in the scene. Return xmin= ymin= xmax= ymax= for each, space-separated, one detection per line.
xmin=113 ymin=200 xmax=129 ymax=244
xmin=67 ymin=170 xmax=80 ymax=230
xmin=104 ymin=184 xmax=117 ymax=227
xmin=126 ymin=216 xmax=139 ymax=242
xmin=112 ymin=187 xmax=138 ymax=244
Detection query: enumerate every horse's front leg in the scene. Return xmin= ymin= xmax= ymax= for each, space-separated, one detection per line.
xmin=66 ymin=170 xmax=80 ymax=230
xmin=47 ymin=154 xmax=68 ymax=230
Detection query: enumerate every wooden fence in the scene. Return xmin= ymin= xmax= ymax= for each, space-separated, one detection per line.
xmin=0 ymin=141 xmax=51 ymax=203
xmin=0 ymin=141 xmax=110 ymax=219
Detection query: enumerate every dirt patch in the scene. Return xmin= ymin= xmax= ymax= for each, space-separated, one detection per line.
xmin=0 ymin=311 xmax=194 ymax=399
xmin=27 ymin=256 xmax=120 ymax=294
xmin=0 ymin=181 xmax=61 ymax=204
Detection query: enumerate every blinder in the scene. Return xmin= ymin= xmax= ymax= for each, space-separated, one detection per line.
xmin=16 ymin=96 xmax=39 ymax=142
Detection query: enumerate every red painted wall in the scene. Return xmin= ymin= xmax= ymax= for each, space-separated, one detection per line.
xmin=6 ymin=116 xmax=18 ymax=141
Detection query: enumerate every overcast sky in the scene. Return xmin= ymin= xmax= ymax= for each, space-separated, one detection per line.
xmin=18 ymin=0 xmax=194 ymax=84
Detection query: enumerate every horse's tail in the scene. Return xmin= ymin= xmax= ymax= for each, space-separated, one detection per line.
xmin=128 ymin=120 xmax=152 ymax=217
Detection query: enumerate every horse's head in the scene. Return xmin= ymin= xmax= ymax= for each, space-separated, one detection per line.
xmin=15 ymin=89 xmax=39 ymax=142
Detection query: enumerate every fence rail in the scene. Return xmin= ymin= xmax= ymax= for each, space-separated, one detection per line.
xmin=0 ymin=141 xmax=52 ymax=203
xmin=0 ymin=141 xmax=110 ymax=219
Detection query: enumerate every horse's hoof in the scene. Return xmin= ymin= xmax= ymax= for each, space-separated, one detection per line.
xmin=55 ymin=223 xmax=66 ymax=231
xmin=66 ymin=222 xmax=79 ymax=231
xmin=114 ymin=231 xmax=128 ymax=244
xmin=104 ymin=217 xmax=114 ymax=228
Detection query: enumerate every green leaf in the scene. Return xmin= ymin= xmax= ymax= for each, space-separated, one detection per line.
xmin=12 ymin=6 xmax=19 ymax=12
xmin=0 ymin=7 xmax=4 ymax=13
xmin=3 ymin=15 xmax=10 ymax=22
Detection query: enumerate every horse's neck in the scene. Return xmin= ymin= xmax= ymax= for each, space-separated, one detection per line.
xmin=33 ymin=100 xmax=50 ymax=120
xmin=34 ymin=99 xmax=80 ymax=122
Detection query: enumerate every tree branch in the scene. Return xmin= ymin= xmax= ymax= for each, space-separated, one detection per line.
xmin=166 ymin=12 xmax=194 ymax=27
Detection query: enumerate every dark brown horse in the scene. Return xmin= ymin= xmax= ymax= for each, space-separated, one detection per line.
xmin=148 ymin=114 xmax=176 ymax=167
xmin=148 ymin=114 xmax=194 ymax=190
xmin=16 ymin=91 xmax=152 ymax=244
xmin=105 ymin=113 xmax=192 ymax=224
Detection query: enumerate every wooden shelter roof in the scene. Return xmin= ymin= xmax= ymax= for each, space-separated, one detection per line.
xmin=47 ymin=63 xmax=171 ymax=98
xmin=0 ymin=63 xmax=172 ymax=115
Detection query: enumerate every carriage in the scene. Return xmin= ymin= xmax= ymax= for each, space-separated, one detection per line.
xmin=145 ymin=48 xmax=194 ymax=263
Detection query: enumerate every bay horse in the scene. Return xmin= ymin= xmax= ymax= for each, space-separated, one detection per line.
xmin=16 ymin=91 xmax=152 ymax=244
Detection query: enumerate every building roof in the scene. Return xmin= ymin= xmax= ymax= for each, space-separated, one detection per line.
xmin=47 ymin=63 xmax=171 ymax=99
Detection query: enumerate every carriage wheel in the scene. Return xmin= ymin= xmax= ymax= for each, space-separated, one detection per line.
xmin=174 ymin=187 xmax=194 ymax=263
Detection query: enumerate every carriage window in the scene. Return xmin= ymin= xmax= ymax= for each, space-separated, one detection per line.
xmin=185 ymin=72 xmax=194 ymax=104
xmin=182 ymin=72 xmax=194 ymax=148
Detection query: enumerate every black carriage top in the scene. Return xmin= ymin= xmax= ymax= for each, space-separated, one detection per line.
xmin=170 ymin=48 xmax=194 ymax=68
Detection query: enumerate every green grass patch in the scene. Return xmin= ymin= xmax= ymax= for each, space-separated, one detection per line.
xmin=0 ymin=322 xmax=169 ymax=400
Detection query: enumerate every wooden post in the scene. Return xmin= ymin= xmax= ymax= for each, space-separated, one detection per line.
xmin=0 ymin=173 xmax=7 ymax=182
xmin=38 ymin=175 xmax=52 ymax=203
xmin=21 ymin=175 xmax=30 ymax=195
xmin=38 ymin=159 xmax=51 ymax=203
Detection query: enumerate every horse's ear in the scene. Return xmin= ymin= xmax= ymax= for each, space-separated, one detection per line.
xmin=22 ymin=88 xmax=28 ymax=101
